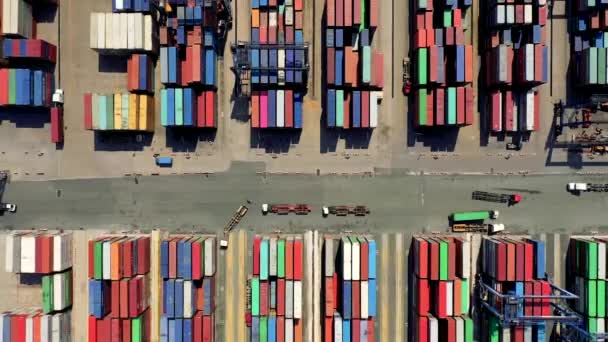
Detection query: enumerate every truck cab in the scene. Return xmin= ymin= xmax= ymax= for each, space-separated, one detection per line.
xmin=567 ymin=183 xmax=588 ymax=192
xmin=1 ymin=203 xmax=16 ymax=213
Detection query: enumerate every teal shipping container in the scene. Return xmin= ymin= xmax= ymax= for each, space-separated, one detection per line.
xmin=175 ymin=88 xmax=184 ymax=126
xmin=336 ymin=89 xmax=344 ymax=128
xmin=447 ymin=87 xmax=456 ymax=125
xmin=362 ymin=46 xmax=371 ymax=83
xmin=121 ymin=94 xmax=129 ymax=129
xmin=418 ymin=48 xmax=427 ymax=85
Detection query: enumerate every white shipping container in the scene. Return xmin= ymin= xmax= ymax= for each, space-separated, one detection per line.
xmin=105 ymin=13 xmax=113 ymax=50
xmin=460 ymin=238 xmax=471 ymax=279
xmin=120 ymin=13 xmax=128 ymax=50
xmin=53 ymin=273 xmax=65 ymax=311
xmin=524 ymin=5 xmax=532 ymax=24
xmin=97 ymin=14 xmax=106 ymax=49
xmin=600 ymin=242 xmax=607 ymax=280
xmin=278 ymin=49 xmax=286 ymax=85
xmin=325 ymin=238 xmax=334 ymax=277
xmin=285 ymin=319 xmax=294 ymax=342
xmin=502 ymin=325 xmax=511 ymax=342
xmin=429 ymin=315 xmax=438 ymax=342
xmin=41 ymin=314 xmax=52 ymax=342
xmin=538 ymin=0 xmax=546 ymax=5
xmin=351 ymin=237 xmax=360 ymax=281
xmin=26 ymin=314 xmax=34 ymax=342
xmin=102 ymin=240 xmax=111 ymax=280
xmin=269 ymin=12 xmax=278 ymax=27
xmin=184 ymin=280 xmax=193 ymax=318
xmin=20 ymin=235 xmax=37 ymax=273
xmin=134 ymin=13 xmax=144 ymax=49
xmin=506 ymin=5 xmax=515 ymax=24
xmin=144 ymin=15 xmax=154 ymax=52
xmin=293 ymin=280 xmax=302 ymax=319
xmin=446 ymin=281 xmax=453 ymax=316
xmin=90 ymin=13 xmax=98 ymax=49
xmin=455 ymin=316 xmax=464 ymax=342
xmin=510 ymin=92 xmax=518 ymax=132
xmin=342 ymin=238 xmax=352 ymax=280
xmin=524 ymin=90 xmax=535 ymax=131
xmin=113 ymin=13 xmax=122 ymax=50
xmin=285 ymin=6 xmax=294 ymax=26
xmin=0 ymin=314 xmax=3 ymax=338
xmin=204 ymin=238 xmax=215 ymax=276
xmin=524 ymin=324 xmax=532 ymax=342
xmin=286 ymin=280 xmax=294 ymax=318
xmin=6 ymin=233 xmax=21 ymax=273
xmin=53 ymin=233 xmax=72 ymax=273
xmin=1 ymin=0 xmax=10 ymax=35
xmin=599 ymin=318 xmax=606 ymax=334
xmin=277 ymin=90 xmax=285 ymax=127
xmin=525 ymin=44 xmax=534 ymax=82
xmin=498 ymin=45 xmax=508 ymax=83
xmin=2 ymin=0 xmax=33 ymax=38
xmin=370 ymin=91 xmax=380 ymax=128
xmin=127 ymin=13 xmax=135 ymax=49
xmin=270 ymin=238 xmax=277 ymax=276
xmin=333 ymin=315 xmax=342 ymax=342
xmin=360 ymin=281 xmax=369 ymax=318
xmin=496 ymin=5 xmax=505 ymax=25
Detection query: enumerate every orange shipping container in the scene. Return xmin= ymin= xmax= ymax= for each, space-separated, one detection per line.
xmin=111 ymin=240 xmax=123 ymax=280
xmin=251 ymin=92 xmax=260 ymax=128
xmin=294 ymin=318 xmax=303 ymax=342
xmin=465 ymin=45 xmax=473 ymax=83
xmin=344 ymin=47 xmax=356 ymax=85
xmin=294 ymin=0 xmax=302 ymax=11
xmin=295 ymin=11 xmax=303 ymax=30
xmin=252 ymin=9 xmax=260 ymax=28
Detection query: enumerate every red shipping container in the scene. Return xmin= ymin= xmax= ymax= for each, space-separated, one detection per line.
xmin=205 ymin=91 xmax=216 ymax=127
xmin=503 ymin=90 xmax=513 ymax=132
xmin=286 ymin=26 xmax=294 ymax=44
xmin=111 ymin=281 xmax=120 ymax=317
xmin=294 ymin=0 xmax=302 ymax=11
xmin=251 ymin=93 xmax=260 ymax=128
xmin=123 ymin=239 xmax=134 ymax=279
xmin=327 ymin=48 xmax=335 ymax=85
xmin=269 ymin=26 xmax=277 ymax=44
xmin=192 ymin=240 xmax=202 ymax=280
xmin=428 ymin=46 xmax=438 ymax=83
xmin=193 ymin=45 xmax=202 ymax=83
xmin=333 ymin=273 xmax=338 ymax=312
xmin=97 ymin=317 xmax=111 ymax=342
xmin=84 ymin=93 xmax=93 ymax=130
xmin=344 ymin=0 xmax=352 ymax=27
xmin=120 ymin=279 xmax=129 ymax=318
xmin=89 ymin=316 xmax=97 ymax=342
xmin=445 ymin=27 xmax=454 ymax=45
xmin=465 ymin=86 xmax=474 ymax=125
xmin=325 ymin=317 xmax=333 ymax=342
xmin=285 ymin=90 xmax=294 ymax=128
xmin=427 ymin=89 xmax=434 ymax=126
xmin=129 ymin=278 xmax=138 ymax=317
xmin=456 ymin=87 xmax=465 ymax=125
xmin=121 ymin=318 xmax=131 ymax=342
xmin=362 ymin=91 xmax=370 ymax=128
xmin=137 ymin=237 xmax=149 ymax=275
xmin=465 ymin=45 xmax=473 ymax=83
xmin=277 ymin=317 xmax=285 ymax=342
xmin=524 ymin=242 xmax=533 ymax=281
xmin=336 ymin=0 xmax=343 ymax=26
xmin=11 ymin=315 xmax=24 ymax=342
xmin=539 ymin=6 xmax=547 ymax=26
xmin=426 ymin=28 xmax=435 ymax=47
xmin=269 ymin=0 xmax=276 ymax=6
xmin=325 ymin=277 xmax=334 ymax=316
xmin=260 ymin=27 xmax=268 ymax=44
xmin=416 ymin=14 xmax=425 ymax=29
xmin=436 ymin=281 xmax=447 ymax=318
xmin=352 ymin=280 xmax=360 ymax=318
xmin=0 ymin=70 xmax=8 ymax=105
xmin=294 ymin=239 xmax=303 ymax=280
xmin=455 ymin=28 xmax=464 ymax=45
xmin=194 ymin=312 xmax=203 ymax=340
xmin=169 ymin=239 xmax=177 ymax=278
xmin=452 ymin=9 xmax=461 ymax=27
xmin=516 ymin=241 xmax=525 ymax=281
xmin=497 ymin=240 xmax=507 ymax=282
xmin=516 ymin=5 xmax=523 ymax=24
xmin=416 ymin=277 xmax=430 ymax=315
xmin=344 ymin=91 xmax=351 ymax=129
xmin=533 ymin=281 xmax=542 ymax=316
xmin=352 ymin=319 xmax=360 ymax=342
xmin=372 ymin=52 xmax=383 ymax=88
xmin=491 ymin=91 xmax=502 ymax=132
xmin=202 ymin=315 xmax=213 ymax=342
xmin=524 ymin=282 xmax=533 ymax=316
xmin=286 ymin=240 xmax=294 ymax=280
xmin=444 ymin=317 xmax=456 ymax=342
xmin=360 ymin=240 xmax=368 ymax=280
xmin=51 ymin=107 xmax=63 ymax=143
xmin=368 ymin=319 xmax=375 ymax=341
xmin=327 ymin=0 xmax=335 ymax=26
xmin=111 ymin=319 xmax=122 ymax=342
xmin=416 ymin=316 xmax=428 ymax=341
xmin=542 ymin=281 xmax=551 ymax=316
xmin=414 ymin=238 xmax=429 ymax=278
xmin=370 ymin=0 xmax=378 ymax=27
xmin=435 ymin=88 xmax=445 ymax=126
xmin=197 ymin=91 xmax=206 ymax=127
xmin=514 ymin=326 xmax=524 ymax=342
xmin=353 ymin=0 xmax=361 ymax=25
xmin=429 ymin=239 xmax=439 ymax=280
xmin=277 ymin=278 xmax=285 ymax=316
xmin=260 ymin=281 xmax=269 ymax=316
xmin=253 ymin=237 xmax=261 ymax=275
xmin=416 ymin=30 xmax=427 ymax=48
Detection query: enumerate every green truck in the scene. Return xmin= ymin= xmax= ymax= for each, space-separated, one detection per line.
xmin=451 ymin=210 xmax=499 ymax=223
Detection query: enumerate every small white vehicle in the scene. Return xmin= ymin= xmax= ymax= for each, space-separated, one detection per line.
xmin=262 ymin=204 xmax=269 ymax=215
xmin=322 ymin=206 xmax=330 ymax=217
xmin=1 ymin=203 xmax=16 ymax=213
xmin=567 ymin=183 xmax=589 ymax=192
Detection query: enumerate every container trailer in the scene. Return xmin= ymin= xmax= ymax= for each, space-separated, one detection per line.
xmin=451 ymin=210 xmax=499 ymax=222
xmin=261 ymin=204 xmax=312 ymax=215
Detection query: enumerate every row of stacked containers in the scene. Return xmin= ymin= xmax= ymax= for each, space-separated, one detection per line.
xmin=484 ymin=0 xmax=548 ymax=133
xmin=88 ymin=235 xmax=151 ymax=341
xmin=249 ymin=235 xmax=305 ymax=341
xmin=481 ymin=236 xmax=548 ymax=341
xmin=325 ymin=0 xmax=383 ymax=129
xmin=83 ymin=93 xmax=155 ymax=131
xmin=3 ymin=232 xmax=73 ymax=341
xmin=571 ymin=1 xmax=608 ymax=86
xmin=567 ymin=237 xmax=608 ymax=337
xmin=323 ymin=236 xmax=376 ymax=341
xmin=159 ymin=1 xmax=218 ymax=128
xmin=413 ymin=0 xmax=474 ymax=128
xmin=160 ymin=236 xmax=216 ymax=341
xmin=409 ymin=235 xmax=473 ymax=341
xmin=249 ymin=0 xmax=307 ymax=130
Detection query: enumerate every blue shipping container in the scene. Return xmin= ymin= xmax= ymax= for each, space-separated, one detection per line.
xmin=353 ymin=91 xmax=361 ymax=128
xmin=3 ymin=315 xmax=10 ymax=342
xmin=531 ymin=239 xmax=545 ymax=279
xmin=252 ymin=317 xmax=260 ymax=342
xmin=161 ymin=240 xmax=169 ymax=278
xmin=268 ymin=316 xmax=276 ymax=342
xmin=294 ymin=91 xmax=303 ymax=129
xmin=184 ymin=88 xmax=196 ymax=126
xmin=175 ymin=280 xmax=184 ymax=317
xmin=327 ymin=89 xmax=336 ymax=128
xmin=160 ymin=48 xmax=169 ymax=84
xmin=335 ymin=49 xmax=343 ymax=86
xmin=368 ymin=239 xmax=377 ymax=279
xmin=295 ymin=30 xmax=304 ymax=44
xmin=168 ymin=318 xmax=176 ymax=342
xmin=183 ymin=318 xmax=193 ymax=341
xmin=167 ymin=89 xmax=176 ymax=126
xmin=335 ymin=29 xmax=344 ymax=48
xmin=160 ymin=316 xmax=168 ymax=342
xmin=268 ymin=90 xmax=277 ymax=128
xmin=205 ymin=49 xmax=215 ymax=85
xmin=343 ymin=280 xmax=352 ymax=319
xmin=175 ymin=319 xmax=183 ymax=341
xmin=326 ymin=29 xmax=334 ymax=48
xmin=368 ymin=278 xmax=376 ymax=317
xmin=203 ymin=278 xmax=213 ymax=315
xmin=456 ymin=45 xmax=465 ymax=82
xmin=166 ymin=279 xmax=175 ymax=317
xmin=343 ymin=319 xmax=351 ymax=342
xmin=286 ymin=49 xmax=295 ymax=83
xmin=177 ymin=26 xmax=186 ymax=45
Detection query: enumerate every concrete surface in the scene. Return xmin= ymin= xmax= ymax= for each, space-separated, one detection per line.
xmin=0 ymin=0 xmax=605 ymax=182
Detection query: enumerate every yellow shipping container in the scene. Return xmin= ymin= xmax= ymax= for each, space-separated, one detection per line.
xmin=138 ymin=95 xmax=155 ymax=131
xmin=113 ymin=93 xmax=122 ymax=130
xmin=129 ymin=94 xmax=139 ymax=130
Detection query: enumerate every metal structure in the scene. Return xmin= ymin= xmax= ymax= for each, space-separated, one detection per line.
xmin=220 ymin=205 xmax=248 ymax=248
xmin=231 ymin=41 xmax=310 ymax=97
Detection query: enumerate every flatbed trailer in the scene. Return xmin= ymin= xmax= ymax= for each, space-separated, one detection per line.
xmin=567 ymin=183 xmax=608 ymax=192
xmin=262 ymin=204 xmax=312 ymax=215
xmin=220 ymin=205 xmax=248 ymax=248
xmin=472 ymin=191 xmax=521 ymax=205
xmin=322 ymin=205 xmax=370 ymax=217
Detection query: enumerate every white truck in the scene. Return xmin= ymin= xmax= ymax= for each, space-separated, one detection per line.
xmin=1 ymin=203 xmax=16 ymax=213
xmin=567 ymin=183 xmax=608 ymax=193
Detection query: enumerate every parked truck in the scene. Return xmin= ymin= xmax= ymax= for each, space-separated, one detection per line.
xmin=452 ymin=223 xmax=505 ymax=234
xmin=321 ymin=205 xmax=370 ymax=217
xmin=451 ymin=210 xmax=500 ymax=223
xmin=262 ymin=204 xmax=312 ymax=215
xmin=472 ymin=191 xmax=521 ymax=205
xmin=567 ymin=183 xmax=608 ymax=193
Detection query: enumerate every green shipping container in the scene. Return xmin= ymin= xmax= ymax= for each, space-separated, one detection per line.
xmin=260 ymin=239 xmax=269 ymax=280
xmin=418 ymin=48 xmax=428 ymax=85
xmin=439 ymin=239 xmax=448 ymax=280
xmin=106 ymin=95 xmax=114 ymax=129
xmin=588 ymin=318 xmax=598 ymax=334
xmin=175 ymin=88 xmax=184 ymax=126
xmin=362 ymin=46 xmax=371 ymax=84
xmin=94 ymin=241 xmax=103 ymax=279
xmin=418 ymin=0 xmax=427 ymax=10
xmin=588 ymin=0 xmax=596 ymax=6
xmin=360 ymin=0 xmax=366 ymax=28
xmin=8 ymin=69 xmax=16 ymax=104
xmin=336 ymin=90 xmax=344 ymax=127
xmin=464 ymin=316 xmax=474 ymax=342
xmin=251 ymin=278 xmax=260 ymax=315
xmin=588 ymin=241 xmax=598 ymax=279
xmin=443 ymin=10 xmax=452 ymax=27
xmin=447 ymin=87 xmax=456 ymax=125
xmin=587 ymin=279 xmax=597 ymax=317
xmin=122 ymin=94 xmax=130 ymax=129
xmin=132 ymin=315 xmax=142 ymax=342
xmin=488 ymin=316 xmax=500 ymax=342
xmin=589 ymin=48 xmax=598 ymax=85
xmin=452 ymin=211 xmax=491 ymax=222
xmin=462 ymin=278 xmax=469 ymax=314
xmin=260 ymin=316 xmax=268 ymax=341
xmin=98 ymin=96 xmax=108 ymax=130
xmin=598 ymin=280 xmax=606 ymax=317
xmin=599 ymin=48 xmax=606 ymax=85
xmin=277 ymin=240 xmax=285 ymax=278
xmin=418 ymin=90 xmax=427 ymax=126
xmin=161 ymin=89 xmax=168 ymax=126
xmin=42 ymin=275 xmax=54 ymax=313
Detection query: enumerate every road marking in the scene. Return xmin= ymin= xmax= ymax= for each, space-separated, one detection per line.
xmin=380 ymin=233 xmax=390 ymax=341
xmin=394 ymin=234 xmax=405 ymax=341
xmin=224 ymin=231 xmax=235 ymax=342
xmin=238 ymin=230 xmax=247 ymax=342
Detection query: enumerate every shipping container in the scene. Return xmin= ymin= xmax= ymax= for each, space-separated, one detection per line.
xmin=90 ymin=12 xmax=157 ymax=53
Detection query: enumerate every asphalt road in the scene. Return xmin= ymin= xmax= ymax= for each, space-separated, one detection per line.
xmin=1 ymin=163 xmax=608 ymax=233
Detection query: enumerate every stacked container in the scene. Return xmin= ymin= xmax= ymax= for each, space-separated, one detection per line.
xmin=484 ymin=0 xmax=548 ymax=133
xmin=249 ymin=0 xmax=307 ymax=129
xmin=323 ymin=236 xmax=376 ymax=341
xmin=480 ymin=236 xmax=548 ymax=341
xmin=1 ymin=0 xmax=34 ymax=38
xmin=160 ymin=236 xmax=216 ymax=341
xmin=413 ymin=0 xmax=474 ymax=128
xmin=571 ymin=2 xmax=608 ymax=88
xmin=408 ymin=235 xmax=473 ymax=341
xmin=89 ymin=13 xmax=158 ymax=53
xmin=0 ymin=68 xmax=54 ymax=107
xmin=325 ymin=0 xmax=383 ymax=129
xmin=566 ymin=237 xmax=608 ymax=337
xmin=83 ymin=93 xmax=155 ymax=131
xmin=127 ymin=54 xmax=154 ymax=93
xmin=249 ymin=235 xmax=304 ymax=341
xmin=2 ymin=39 xmax=57 ymax=63
xmin=158 ymin=1 xmax=219 ymax=128
xmin=112 ymin=0 xmax=157 ymax=12
xmin=88 ymin=235 xmax=151 ymax=341
xmin=3 ymin=232 xmax=73 ymax=341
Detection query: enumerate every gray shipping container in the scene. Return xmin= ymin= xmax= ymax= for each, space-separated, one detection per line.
xmin=204 ymin=238 xmax=215 ymax=276
xmin=270 ymin=238 xmax=277 ymax=277
xmin=270 ymin=280 xmax=277 ymax=310
xmin=252 ymin=316 xmax=260 ymax=342
xmin=498 ymin=45 xmax=508 ymax=83
xmin=286 ymin=280 xmax=294 ymax=319
xmin=325 ymin=238 xmax=334 ymax=277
